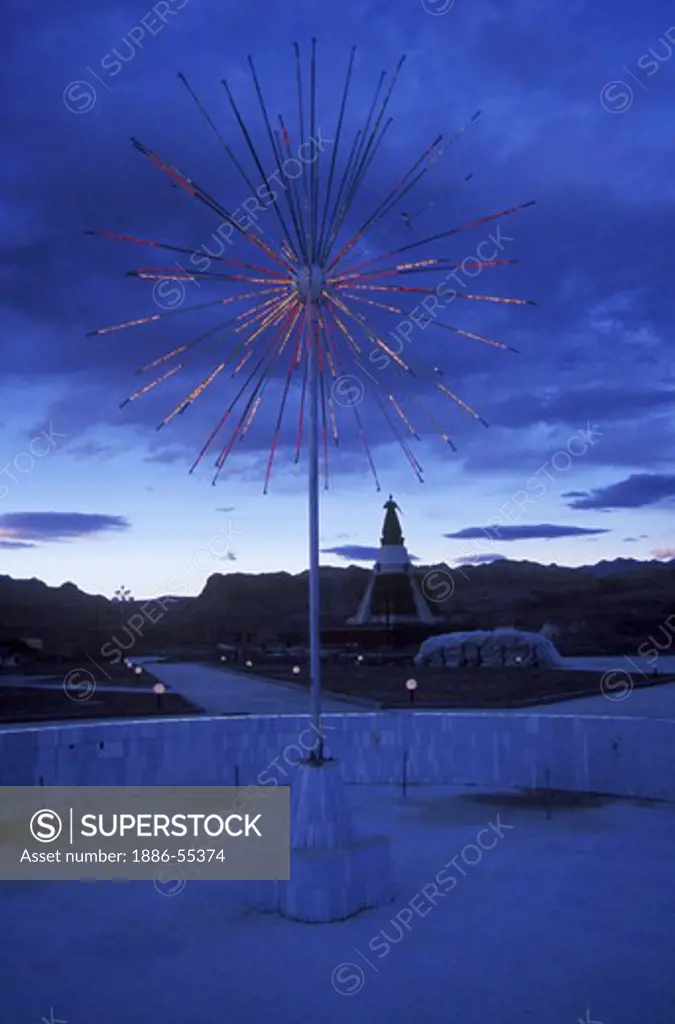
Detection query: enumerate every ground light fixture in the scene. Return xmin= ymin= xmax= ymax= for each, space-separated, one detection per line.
xmin=153 ymin=681 xmax=166 ymax=713
xmin=405 ymin=677 xmax=418 ymax=705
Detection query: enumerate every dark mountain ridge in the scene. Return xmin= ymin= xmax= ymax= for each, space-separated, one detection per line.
xmin=1 ymin=557 xmax=674 ymax=657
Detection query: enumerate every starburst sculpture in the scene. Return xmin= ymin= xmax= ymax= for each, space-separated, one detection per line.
xmin=113 ymin=585 xmax=132 ymax=602
xmin=88 ymin=42 xmax=535 ymax=753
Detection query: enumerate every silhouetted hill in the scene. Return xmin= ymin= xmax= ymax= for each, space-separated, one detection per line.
xmin=580 ymin=557 xmax=675 ymax=578
xmin=1 ymin=557 xmax=675 ymax=656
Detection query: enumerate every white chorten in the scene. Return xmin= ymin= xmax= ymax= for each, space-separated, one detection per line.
xmin=347 ymin=496 xmax=442 ymax=627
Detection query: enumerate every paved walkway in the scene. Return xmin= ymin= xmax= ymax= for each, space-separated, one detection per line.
xmin=7 ymin=657 xmax=675 ymax=720
xmin=143 ymin=660 xmax=368 ymax=715
xmin=532 ymin=655 xmax=675 ymax=718
xmin=140 ymin=658 xmax=675 ymax=719
xmin=526 ymin=682 xmax=675 ymax=719
xmin=0 ymin=678 xmax=154 ymax=694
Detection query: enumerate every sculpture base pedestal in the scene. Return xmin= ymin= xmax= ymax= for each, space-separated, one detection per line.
xmin=246 ymin=879 xmax=280 ymax=913
xmin=247 ymin=758 xmax=393 ymax=923
xmin=280 ymin=832 xmax=393 ymax=923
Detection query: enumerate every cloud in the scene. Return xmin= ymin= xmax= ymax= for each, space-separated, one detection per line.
xmin=444 ymin=524 xmax=610 ymax=541
xmin=564 ymin=474 xmax=675 ymax=510
xmin=623 ymin=534 xmax=649 ymax=543
xmin=0 ymin=540 xmax=35 ymax=550
xmin=651 ymin=548 xmax=675 ymax=560
xmin=455 ymin=553 xmax=506 ymax=565
xmin=3 ymin=0 xmax=675 ymax=507
xmin=488 ymin=386 xmax=675 ymax=431
xmin=143 ymin=448 xmax=191 ymax=465
xmin=216 ymin=506 xmax=237 ymax=513
xmin=66 ymin=440 xmax=117 ymax=460
xmin=0 ymin=512 xmax=130 ymax=546
xmin=322 ymin=544 xmax=418 ymax=562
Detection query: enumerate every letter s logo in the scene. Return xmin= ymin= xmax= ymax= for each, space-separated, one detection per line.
xmin=30 ymin=809 xmax=63 ymax=843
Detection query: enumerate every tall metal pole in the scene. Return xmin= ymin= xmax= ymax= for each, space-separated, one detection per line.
xmin=306 ymin=299 xmax=323 ymax=758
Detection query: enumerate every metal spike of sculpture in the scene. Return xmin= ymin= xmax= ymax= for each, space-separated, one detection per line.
xmin=89 ymin=42 xmax=535 ymax=758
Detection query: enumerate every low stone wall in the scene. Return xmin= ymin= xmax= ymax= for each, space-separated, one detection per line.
xmin=1 ymin=711 xmax=673 ymax=800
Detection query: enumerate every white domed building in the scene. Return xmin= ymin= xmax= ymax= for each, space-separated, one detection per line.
xmin=414 ymin=628 xmax=565 ymax=669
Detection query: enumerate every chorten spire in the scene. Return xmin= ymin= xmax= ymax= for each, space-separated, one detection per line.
xmin=381 ymin=495 xmax=404 ymax=547
xmin=346 ymin=494 xmax=442 ymax=629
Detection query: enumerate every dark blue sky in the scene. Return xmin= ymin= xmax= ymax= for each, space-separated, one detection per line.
xmin=1 ymin=0 xmax=674 ymax=595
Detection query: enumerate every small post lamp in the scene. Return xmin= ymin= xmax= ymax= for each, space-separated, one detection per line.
xmin=405 ymin=678 xmax=418 ymax=706
xmin=153 ymin=681 xmax=166 ymax=713
xmin=245 ymin=660 xmax=253 ymax=668
xmin=134 ymin=666 xmax=143 ymax=676
xmin=292 ymin=665 xmax=301 ymax=676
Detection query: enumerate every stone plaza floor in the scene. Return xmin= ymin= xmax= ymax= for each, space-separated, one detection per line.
xmin=3 ymin=782 xmax=674 ymax=1023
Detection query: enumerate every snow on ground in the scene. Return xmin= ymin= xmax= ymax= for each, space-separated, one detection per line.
xmin=3 ymin=783 xmax=674 ymax=1024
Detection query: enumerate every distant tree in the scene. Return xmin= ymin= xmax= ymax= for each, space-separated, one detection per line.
xmin=112 ymin=586 xmax=133 ymax=627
